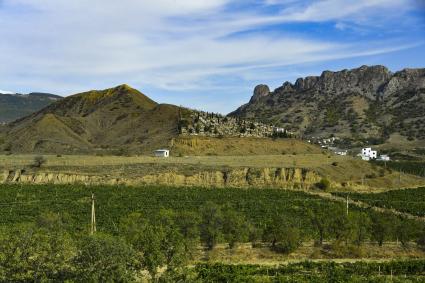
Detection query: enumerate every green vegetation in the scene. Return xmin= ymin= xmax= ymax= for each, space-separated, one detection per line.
xmin=315 ymin=178 xmax=331 ymax=191
xmin=374 ymin=160 xmax=425 ymax=177
xmin=0 ymin=184 xmax=424 ymax=281
xmin=334 ymin=187 xmax=425 ymax=217
xmin=195 ymin=260 xmax=425 ymax=282
xmin=32 ymin=155 xmax=46 ymax=168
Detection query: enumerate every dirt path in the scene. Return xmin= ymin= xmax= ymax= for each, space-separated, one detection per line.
xmin=307 ymin=191 xmax=425 ymax=222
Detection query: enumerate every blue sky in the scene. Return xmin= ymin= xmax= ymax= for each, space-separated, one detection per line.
xmin=0 ymin=0 xmax=424 ymax=113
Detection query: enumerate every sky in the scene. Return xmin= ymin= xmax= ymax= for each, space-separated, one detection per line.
xmin=0 ymin=0 xmax=424 ymax=114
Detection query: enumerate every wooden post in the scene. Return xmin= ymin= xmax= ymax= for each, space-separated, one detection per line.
xmin=91 ymin=193 xmax=96 ymax=235
xmin=346 ymin=195 xmax=349 ymax=216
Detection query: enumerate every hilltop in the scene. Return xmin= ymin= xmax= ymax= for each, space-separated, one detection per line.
xmin=0 ymin=84 xmax=311 ymax=155
xmin=0 ymin=91 xmax=61 ymax=123
xmin=229 ymin=65 xmax=425 ymax=147
xmin=0 ymin=85 xmax=181 ymax=154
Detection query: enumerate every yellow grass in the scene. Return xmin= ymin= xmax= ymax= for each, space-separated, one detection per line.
xmin=1 ymin=153 xmax=424 ymax=191
xmin=0 ymin=153 xmax=350 ymax=168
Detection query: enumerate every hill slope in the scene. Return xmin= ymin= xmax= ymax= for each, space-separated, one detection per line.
xmin=0 ymin=92 xmax=61 ymax=123
xmin=229 ymin=65 xmax=425 ymax=143
xmin=0 ymin=85 xmax=182 ymax=154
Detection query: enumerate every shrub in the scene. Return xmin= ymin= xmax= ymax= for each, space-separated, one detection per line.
xmin=32 ymin=156 xmax=46 ymax=168
xmin=273 ymin=227 xmax=302 ymax=254
xmin=315 ymin=178 xmax=331 ymax=191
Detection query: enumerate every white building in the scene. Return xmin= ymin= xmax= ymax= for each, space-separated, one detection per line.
xmin=360 ymin=147 xmax=377 ymax=160
xmin=329 ymin=147 xmax=347 ymax=156
xmin=377 ymin=154 xmax=390 ymax=161
xmin=154 ymin=149 xmax=170 ymax=157
xmin=273 ymin=127 xmax=285 ymax=133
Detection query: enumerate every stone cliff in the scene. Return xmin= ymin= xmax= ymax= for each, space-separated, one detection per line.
xmin=1 ymin=167 xmax=322 ymax=189
xmin=229 ymin=65 xmax=425 ymax=142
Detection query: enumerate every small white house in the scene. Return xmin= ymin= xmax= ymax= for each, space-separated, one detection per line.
xmin=329 ymin=147 xmax=347 ymax=156
xmin=361 ymin=147 xmax=377 ymax=159
xmin=154 ymin=149 xmax=170 ymax=157
xmin=377 ymin=154 xmax=390 ymax=161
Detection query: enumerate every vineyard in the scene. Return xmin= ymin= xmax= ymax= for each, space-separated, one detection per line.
xmin=195 ymin=260 xmax=425 ymax=282
xmin=0 ymin=184 xmax=425 ymax=281
xmin=373 ymin=160 xmax=425 ymax=177
xmin=0 ymin=184 xmax=421 ymax=238
xmin=0 ymin=184 xmax=347 ymax=236
xmin=333 ymin=187 xmax=425 ymax=217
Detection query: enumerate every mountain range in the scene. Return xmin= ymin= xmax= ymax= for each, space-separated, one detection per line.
xmin=0 ymin=65 xmax=424 ymax=154
xmin=0 ymin=92 xmax=62 ymax=123
xmin=230 ymin=65 xmax=425 ymax=144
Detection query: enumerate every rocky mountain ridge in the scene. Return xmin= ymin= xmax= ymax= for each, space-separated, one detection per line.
xmin=230 ymin=65 xmax=425 ymax=143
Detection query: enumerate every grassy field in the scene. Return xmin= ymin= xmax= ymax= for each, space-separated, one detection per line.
xmin=1 ymin=153 xmax=425 ymax=191
xmin=0 ymin=153 xmax=343 ymax=168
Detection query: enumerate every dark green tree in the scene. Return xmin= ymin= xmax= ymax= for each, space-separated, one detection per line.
xmin=350 ymin=212 xmax=371 ymax=247
xmin=308 ymin=207 xmax=329 ymax=245
xmin=175 ymin=210 xmax=201 ymax=256
xmin=120 ymin=210 xmax=188 ymax=281
xmin=395 ymin=218 xmax=416 ymax=248
xmin=73 ymin=234 xmax=137 ymax=282
xmin=199 ymin=202 xmax=224 ymax=250
xmin=371 ymin=214 xmax=393 ymax=246
xmin=222 ymin=205 xmax=250 ymax=249
xmin=0 ymin=226 xmax=75 ymax=282
xmin=262 ymin=214 xmax=301 ymax=254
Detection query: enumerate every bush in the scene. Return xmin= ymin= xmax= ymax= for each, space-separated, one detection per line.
xmin=73 ymin=234 xmax=137 ymax=282
xmin=315 ymin=178 xmax=331 ymax=191
xmin=32 ymin=155 xmax=46 ymax=168
xmin=272 ymin=227 xmax=302 ymax=254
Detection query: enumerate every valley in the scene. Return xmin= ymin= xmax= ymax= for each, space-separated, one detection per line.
xmin=0 ymin=67 xmax=424 ymax=282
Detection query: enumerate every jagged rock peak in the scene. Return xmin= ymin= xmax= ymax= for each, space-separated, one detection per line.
xmin=273 ymin=65 xmax=392 ymax=95
xmin=250 ymin=84 xmax=270 ymax=103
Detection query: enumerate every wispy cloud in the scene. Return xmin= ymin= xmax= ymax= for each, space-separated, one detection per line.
xmin=0 ymin=0 xmax=423 ymax=112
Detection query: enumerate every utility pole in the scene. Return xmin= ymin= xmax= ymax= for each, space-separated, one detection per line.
xmin=346 ymin=195 xmax=349 ymax=216
xmin=91 ymin=193 xmax=96 ymax=235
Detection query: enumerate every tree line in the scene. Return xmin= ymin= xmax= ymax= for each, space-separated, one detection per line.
xmin=1 ymin=201 xmax=425 ymax=282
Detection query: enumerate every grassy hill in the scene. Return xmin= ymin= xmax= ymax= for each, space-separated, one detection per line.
xmin=0 ymin=85 xmax=182 ymax=154
xmin=0 ymin=84 xmax=324 ymax=156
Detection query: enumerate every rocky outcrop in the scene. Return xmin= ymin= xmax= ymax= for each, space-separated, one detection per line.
xmin=229 ymin=65 xmax=425 ymax=141
xmin=2 ymin=168 xmax=322 ymax=189
xmin=249 ymin=85 xmax=271 ymax=103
